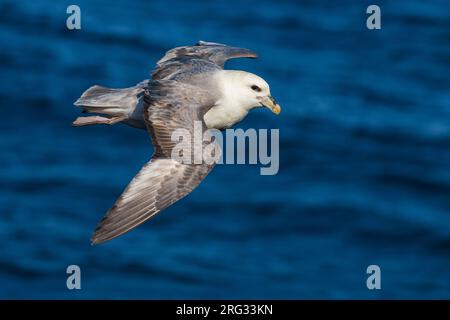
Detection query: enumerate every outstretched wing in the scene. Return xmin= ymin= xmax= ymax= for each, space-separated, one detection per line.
xmin=157 ymin=41 xmax=258 ymax=67
xmin=91 ymin=158 xmax=213 ymax=245
xmin=91 ymin=81 xmax=217 ymax=245
xmin=152 ymin=41 xmax=258 ymax=80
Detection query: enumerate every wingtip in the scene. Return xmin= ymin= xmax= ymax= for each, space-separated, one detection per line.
xmin=90 ymin=225 xmax=106 ymax=245
xmin=90 ymin=236 xmax=99 ymax=246
xmin=197 ymin=40 xmax=226 ymax=46
xmin=90 ymin=226 xmax=106 ymax=245
xmin=90 ymin=235 xmax=103 ymax=246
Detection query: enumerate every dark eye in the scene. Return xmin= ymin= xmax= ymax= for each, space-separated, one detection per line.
xmin=251 ymin=85 xmax=261 ymax=92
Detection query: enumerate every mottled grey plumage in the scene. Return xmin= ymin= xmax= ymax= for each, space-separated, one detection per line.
xmin=89 ymin=41 xmax=257 ymax=244
xmin=91 ymin=81 xmax=216 ymax=244
xmin=73 ymin=41 xmax=257 ymax=129
xmin=152 ymin=41 xmax=257 ymax=81
xmin=156 ymin=41 xmax=257 ymax=70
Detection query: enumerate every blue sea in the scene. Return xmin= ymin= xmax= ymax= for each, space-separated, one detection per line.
xmin=1 ymin=0 xmax=450 ymax=299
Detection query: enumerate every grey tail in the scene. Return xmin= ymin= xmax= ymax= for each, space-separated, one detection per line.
xmin=74 ymin=81 xmax=147 ymax=117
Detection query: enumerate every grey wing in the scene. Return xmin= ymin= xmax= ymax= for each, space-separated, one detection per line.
xmin=152 ymin=40 xmax=258 ymax=80
xmin=91 ymin=158 xmax=213 ymax=245
xmin=91 ymin=81 xmax=217 ymax=245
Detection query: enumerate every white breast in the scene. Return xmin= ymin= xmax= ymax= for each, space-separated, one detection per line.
xmin=203 ymin=103 xmax=249 ymax=129
xmin=120 ymin=92 xmax=250 ymax=130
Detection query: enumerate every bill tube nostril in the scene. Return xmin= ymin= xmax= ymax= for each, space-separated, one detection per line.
xmin=261 ymin=96 xmax=281 ymax=115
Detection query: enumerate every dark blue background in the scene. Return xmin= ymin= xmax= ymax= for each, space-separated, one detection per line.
xmin=1 ymin=0 xmax=450 ymax=299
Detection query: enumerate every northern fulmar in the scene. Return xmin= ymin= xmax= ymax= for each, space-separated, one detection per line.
xmin=73 ymin=41 xmax=281 ymax=245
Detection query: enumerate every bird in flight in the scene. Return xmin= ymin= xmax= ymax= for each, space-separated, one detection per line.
xmin=73 ymin=41 xmax=281 ymax=245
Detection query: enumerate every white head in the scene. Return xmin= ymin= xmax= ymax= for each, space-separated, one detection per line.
xmin=218 ymin=70 xmax=281 ymax=115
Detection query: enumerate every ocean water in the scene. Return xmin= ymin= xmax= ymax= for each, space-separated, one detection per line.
xmin=1 ymin=0 xmax=450 ymax=299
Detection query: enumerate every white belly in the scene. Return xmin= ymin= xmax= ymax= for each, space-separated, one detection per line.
xmin=203 ymin=104 xmax=248 ymax=130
